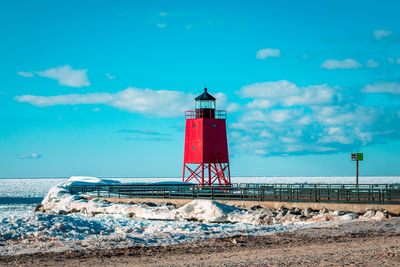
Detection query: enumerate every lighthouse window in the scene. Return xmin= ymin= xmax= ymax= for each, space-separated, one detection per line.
xmin=192 ymin=146 xmax=195 ymax=150
xmin=193 ymin=124 xmax=196 ymax=128
xmin=212 ymin=124 xmax=216 ymax=128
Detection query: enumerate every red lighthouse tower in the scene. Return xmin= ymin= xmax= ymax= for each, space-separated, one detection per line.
xmin=183 ymin=88 xmax=231 ymax=187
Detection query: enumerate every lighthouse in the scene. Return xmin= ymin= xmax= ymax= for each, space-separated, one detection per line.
xmin=183 ymin=88 xmax=231 ymax=187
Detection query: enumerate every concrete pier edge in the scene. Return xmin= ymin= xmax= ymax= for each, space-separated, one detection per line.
xmin=84 ymin=196 xmax=400 ymax=215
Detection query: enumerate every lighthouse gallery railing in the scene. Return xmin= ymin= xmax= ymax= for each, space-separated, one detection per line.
xmin=185 ymin=110 xmax=227 ymax=119
xmin=68 ymin=183 xmax=400 ymax=204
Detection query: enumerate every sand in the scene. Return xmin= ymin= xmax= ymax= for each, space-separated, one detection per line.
xmin=1 ymin=217 xmax=399 ymax=266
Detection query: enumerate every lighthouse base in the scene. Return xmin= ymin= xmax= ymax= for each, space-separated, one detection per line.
xmin=183 ymin=163 xmax=231 ymax=187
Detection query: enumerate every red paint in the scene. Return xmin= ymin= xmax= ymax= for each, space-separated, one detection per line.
xmin=182 ymin=90 xmax=231 ymax=187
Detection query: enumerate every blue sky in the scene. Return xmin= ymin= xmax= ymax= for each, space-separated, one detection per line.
xmin=1 ymin=0 xmax=400 ymax=178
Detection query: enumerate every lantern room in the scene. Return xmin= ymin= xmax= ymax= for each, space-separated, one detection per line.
xmin=195 ymin=88 xmax=216 ymax=109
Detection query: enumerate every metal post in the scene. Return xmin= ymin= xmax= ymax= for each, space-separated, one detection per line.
xmin=356 ymin=158 xmax=359 ymax=187
xmin=209 ymin=163 xmax=212 ymax=186
xmin=201 ymin=164 xmax=204 ymax=187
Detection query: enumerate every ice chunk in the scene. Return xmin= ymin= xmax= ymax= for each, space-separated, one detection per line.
xmin=41 ymin=176 xmax=121 ymax=210
xmin=65 ymin=176 xmax=121 ymax=186
xmin=176 ymin=199 xmax=245 ymax=223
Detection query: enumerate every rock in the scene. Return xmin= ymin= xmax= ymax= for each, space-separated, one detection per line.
xmin=142 ymin=202 xmax=158 ymax=207
xmin=263 ymin=209 xmax=275 ymax=216
xmin=289 ymin=208 xmax=302 ymax=215
xmin=256 ymin=214 xmax=271 ymax=225
xmin=362 ymin=210 xmax=376 ymax=219
xmin=373 ymin=211 xmax=387 ymax=221
xmin=282 ymin=213 xmax=296 ymax=221
xmin=276 ymin=209 xmax=288 ymax=219
xmin=55 ymin=223 xmax=65 ymax=231
xmin=297 ymin=215 xmax=308 ymax=220
xmin=33 ymin=204 xmax=43 ymax=212
xmin=250 ymin=205 xmax=263 ymax=211
xmin=319 ymin=208 xmax=329 ymax=214
xmin=340 ymin=213 xmax=357 ymax=220
xmin=332 ymin=210 xmax=346 ymax=216
xmin=57 ymin=210 xmax=69 ymax=215
xmin=303 ymin=207 xmax=318 ymax=216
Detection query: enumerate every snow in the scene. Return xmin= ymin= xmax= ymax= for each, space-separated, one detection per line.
xmin=64 ymin=176 xmax=122 ymax=186
xmin=0 ymin=210 xmax=339 ymax=256
xmin=41 ymin=176 xmax=120 ymax=211
xmin=0 ymin=176 xmax=397 ymax=256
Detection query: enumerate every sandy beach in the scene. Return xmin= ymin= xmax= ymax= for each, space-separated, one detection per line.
xmin=1 ymin=217 xmax=399 ymax=267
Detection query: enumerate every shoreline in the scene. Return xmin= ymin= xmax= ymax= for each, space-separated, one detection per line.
xmin=1 ymin=218 xmax=400 ymax=266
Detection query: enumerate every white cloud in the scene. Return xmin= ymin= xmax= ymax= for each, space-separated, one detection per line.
xmin=388 ymin=58 xmax=400 ymax=64
xmin=270 ymin=109 xmax=292 ymax=123
xmin=284 ymin=85 xmax=335 ymax=106
xmin=17 ymin=71 xmax=34 ymax=78
xmin=361 ymin=82 xmax=400 ymax=94
xmin=298 ymin=115 xmax=312 ymax=125
xmin=240 ymin=80 xmax=337 ymax=107
xmin=246 ymin=99 xmax=273 ymax=109
xmin=280 ymin=136 xmax=297 ymax=143
xmin=241 ymin=80 xmax=297 ymax=98
xmin=36 ymin=65 xmax=90 ymax=87
xmin=320 ymin=59 xmax=362 ymax=69
xmin=319 ymin=135 xmax=353 ymax=144
xmin=106 ymin=73 xmax=116 ymax=79
xmin=15 ymin=87 xmax=229 ymax=118
xmin=373 ymin=29 xmax=392 ymax=40
xmin=229 ymin=80 xmax=400 ymax=156
xmin=92 ymin=108 xmax=101 ymax=112
xmin=156 ymin=23 xmax=166 ymax=28
xmin=17 ymin=153 xmax=42 ymax=159
xmin=227 ymin=103 xmax=240 ymax=112
xmin=366 ymin=59 xmax=379 ymax=68
xmin=186 ymin=24 xmax=192 ymax=29
xmin=0 ymin=92 xmax=7 ymax=95
xmin=256 ymin=48 xmax=280 ymax=59
xmin=160 ymin=12 xmax=167 ymax=17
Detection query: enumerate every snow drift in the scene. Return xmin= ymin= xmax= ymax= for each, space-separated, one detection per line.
xmin=38 ymin=176 xmax=372 ymax=225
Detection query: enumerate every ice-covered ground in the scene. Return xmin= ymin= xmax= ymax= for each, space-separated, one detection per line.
xmin=0 ymin=176 xmax=393 ymax=256
xmin=0 ymin=176 xmax=397 ymax=256
xmin=0 ymin=211 xmax=342 ymax=256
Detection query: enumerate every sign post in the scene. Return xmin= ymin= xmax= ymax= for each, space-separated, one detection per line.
xmin=351 ymin=153 xmax=363 ymax=186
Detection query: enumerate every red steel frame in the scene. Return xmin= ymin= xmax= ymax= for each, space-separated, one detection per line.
xmin=183 ymin=162 xmax=231 ymax=187
xmin=182 ymin=108 xmax=231 ymax=187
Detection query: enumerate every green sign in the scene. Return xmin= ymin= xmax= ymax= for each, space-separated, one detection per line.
xmin=351 ymin=153 xmax=363 ymax=161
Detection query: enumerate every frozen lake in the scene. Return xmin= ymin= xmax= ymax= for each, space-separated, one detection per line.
xmin=1 ymin=176 xmax=399 ymax=215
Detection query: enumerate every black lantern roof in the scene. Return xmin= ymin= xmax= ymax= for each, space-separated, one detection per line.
xmin=195 ymin=88 xmax=216 ymax=101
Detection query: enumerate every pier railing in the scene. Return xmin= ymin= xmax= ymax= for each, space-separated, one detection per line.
xmin=68 ymin=183 xmax=400 ymax=204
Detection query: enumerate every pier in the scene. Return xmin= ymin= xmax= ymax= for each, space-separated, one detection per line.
xmin=69 ymin=183 xmax=400 ymax=205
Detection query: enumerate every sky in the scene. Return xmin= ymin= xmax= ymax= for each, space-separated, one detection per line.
xmin=1 ymin=0 xmax=400 ymax=178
